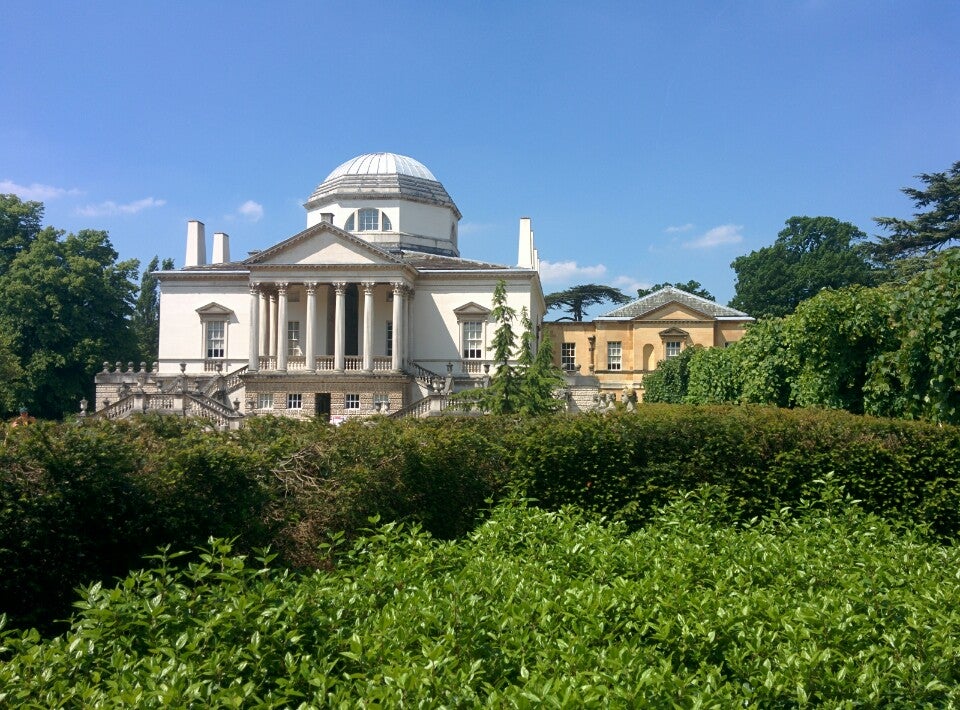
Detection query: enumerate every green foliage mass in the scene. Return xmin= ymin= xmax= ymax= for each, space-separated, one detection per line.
xmin=0 ymin=195 xmax=143 ymax=418
xmin=679 ymin=251 xmax=960 ymax=424
xmin=3 ymin=494 xmax=960 ymax=706
xmin=639 ymin=345 xmax=697 ymax=403
xmin=730 ymin=216 xmax=879 ymax=318
xmin=5 ymin=408 xmax=960 ymax=636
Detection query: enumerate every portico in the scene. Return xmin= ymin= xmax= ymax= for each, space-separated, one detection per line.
xmin=246 ymin=279 xmax=412 ymax=374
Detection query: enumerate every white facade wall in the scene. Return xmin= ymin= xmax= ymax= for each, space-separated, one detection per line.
xmin=158 ymin=276 xmax=250 ymax=373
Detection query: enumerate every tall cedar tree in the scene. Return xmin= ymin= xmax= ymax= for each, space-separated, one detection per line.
xmin=872 ymin=160 xmax=960 ymax=263
xmin=545 ymin=284 xmax=629 ymax=321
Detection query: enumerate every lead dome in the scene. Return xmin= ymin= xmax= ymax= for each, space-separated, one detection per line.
xmin=305 ymin=152 xmax=461 ymax=257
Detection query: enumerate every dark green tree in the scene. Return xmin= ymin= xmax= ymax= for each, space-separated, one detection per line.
xmin=0 ymin=196 xmax=139 ymax=417
xmin=872 ymin=161 xmax=960 ymax=263
xmin=131 ymin=255 xmax=174 ymax=364
xmin=545 ymin=284 xmax=630 ymax=321
xmin=636 ymin=280 xmax=715 ymax=301
xmin=517 ymin=316 xmax=566 ymax=416
xmin=458 ymin=283 xmax=565 ymax=415
xmin=730 ymin=216 xmax=878 ymax=318
xmin=0 ymin=194 xmax=43 ymax=273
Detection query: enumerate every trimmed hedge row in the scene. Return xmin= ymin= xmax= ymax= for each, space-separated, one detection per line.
xmin=2 ymin=406 xmax=959 ymax=632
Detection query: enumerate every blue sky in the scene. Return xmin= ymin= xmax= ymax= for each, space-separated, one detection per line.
xmin=2 ymin=1 xmax=958 ymax=313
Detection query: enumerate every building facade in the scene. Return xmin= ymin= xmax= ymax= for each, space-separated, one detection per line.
xmin=546 ymin=287 xmax=753 ymax=401
xmin=95 ymin=153 xmax=544 ymax=424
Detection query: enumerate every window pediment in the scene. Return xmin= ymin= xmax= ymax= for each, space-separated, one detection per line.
xmin=196 ymin=302 xmax=235 ymax=318
xmin=658 ymin=327 xmax=689 ymax=339
xmin=453 ymin=302 xmax=492 ymax=321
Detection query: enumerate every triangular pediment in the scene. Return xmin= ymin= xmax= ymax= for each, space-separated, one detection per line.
xmin=659 ymin=327 xmax=690 ymax=338
xmin=243 ymin=223 xmax=401 ymax=267
xmin=454 ymin=302 xmax=492 ymax=319
xmin=195 ymin=302 xmax=234 ymax=317
xmin=645 ymin=302 xmax=712 ymax=321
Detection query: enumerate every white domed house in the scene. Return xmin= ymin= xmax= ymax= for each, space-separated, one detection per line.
xmin=94 ymin=153 xmax=545 ymax=424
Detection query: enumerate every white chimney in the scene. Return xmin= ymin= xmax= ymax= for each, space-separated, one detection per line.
xmin=517 ymin=217 xmax=535 ymax=269
xmin=185 ymin=220 xmax=206 ymax=267
xmin=212 ymin=232 xmax=230 ymax=264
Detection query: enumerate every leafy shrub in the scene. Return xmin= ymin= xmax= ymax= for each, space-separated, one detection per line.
xmin=3 ymin=496 xmax=959 ymax=706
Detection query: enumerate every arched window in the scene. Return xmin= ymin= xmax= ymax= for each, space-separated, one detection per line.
xmin=344 ymin=209 xmax=390 ymax=232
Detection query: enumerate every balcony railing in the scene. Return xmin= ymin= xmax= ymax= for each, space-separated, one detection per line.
xmin=257 ymin=355 xmax=395 ymax=372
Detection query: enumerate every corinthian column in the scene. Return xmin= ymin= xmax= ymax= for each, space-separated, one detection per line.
xmin=268 ymin=291 xmax=278 ymax=358
xmin=248 ymin=284 xmax=260 ymax=372
xmin=391 ymin=282 xmax=404 ymax=372
xmin=334 ymin=282 xmax=346 ymax=372
xmin=277 ymin=282 xmax=289 ymax=372
xmin=362 ymin=282 xmax=375 ymax=371
xmin=305 ymin=282 xmax=317 ymax=372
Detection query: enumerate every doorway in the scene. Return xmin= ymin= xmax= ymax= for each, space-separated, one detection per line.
xmin=315 ymin=393 xmax=331 ymax=422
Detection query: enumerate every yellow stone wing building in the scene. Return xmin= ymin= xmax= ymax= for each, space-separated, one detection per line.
xmin=545 ymin=286 xmax=753 ymax=401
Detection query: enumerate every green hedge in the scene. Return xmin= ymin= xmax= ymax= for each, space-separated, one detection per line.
xmin=4 ymin=498 xmax=960 ymax=706
xmin=2 ymin=407 xmax=960 ymax=633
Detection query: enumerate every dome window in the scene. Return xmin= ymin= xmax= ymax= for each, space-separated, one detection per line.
xmin=358 ymin=208 xmax=379 ymax=231
xmin=344 ymin=209 xmax=391 ymax=232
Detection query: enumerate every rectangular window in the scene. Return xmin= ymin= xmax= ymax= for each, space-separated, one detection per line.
xmin=344 ymin=393 xmax=361 ymax=410
xmin=463 ymin=321 xmax=483 ymax=359
xmin=287 ymin=393 xmax=302 ymax=410
xmin=607 ymin=341 xmax=622 ymax=371
xmin=666 ymin=341 xmax=682 ymax=358
xmin=386 ymin=321 xmax=393 ymax=357
xmin=359 ymin=208 xmax=379 ymax=231
xmin=288 ymin=321 xmax=301 ymax=356
xmin=206 ymin=320 xmax=225 ymax=358
xmin=257 ymin=393 xmax=273 ymax=410
xmin=561 ymin=342 xmax=576 ymax=371
xmin=373 ymin=394 xmax=390 ymax=411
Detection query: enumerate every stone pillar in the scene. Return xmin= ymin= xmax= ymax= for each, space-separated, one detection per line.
xmin=391 ymin=282 xmax=404 ymax=371
xmin=334 ymin=282 xmax=346 ymax=372
xmin=305 ymin=282 xmax=317 ymax=372
xmin=268 ymin=292 xmax=278 ymax=358
xmin=403 ymin=287 xmax=413 ymax=369
xmin=277 ymin=282 xmax=288 ymax=372
xmin=258 ymin=287 xmax=269 ymax=359
xmin=248 ymin=284 xmax=260 ymax=372
xmin=362 ymin=282 xmax=375 ymax=371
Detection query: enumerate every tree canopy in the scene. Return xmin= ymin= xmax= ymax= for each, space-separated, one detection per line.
xmin=636 ymin=280 xmax=715 ymax=301
xmin=0 ymin=195 xmax=139 ymax=418
xmin=131 ymin=255 xmax=175 ymax=364
xmin=545 ymin=284 xmax=630 ymax=321
xmin=871 ymin=160 xmax=960 ymax=263
xmin=730 ymin=216 xmax=878 ymax=318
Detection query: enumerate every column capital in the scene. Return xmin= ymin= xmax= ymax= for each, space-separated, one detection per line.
xmin=361 ymin=281 xmax=376 ymax=294
xmin=333 ymin=281 xmax=347 ymax=294
xmin=276 ymin=281 xmax=289 ymax=295
xmin=305 ymin=281 xmax=318 ymax=294
xmin=250 ymin=283 xmax=261 ymax=295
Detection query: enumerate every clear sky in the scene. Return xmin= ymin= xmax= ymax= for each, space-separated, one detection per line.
xmin=2 ymin=1 xmax=958 ymax=312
